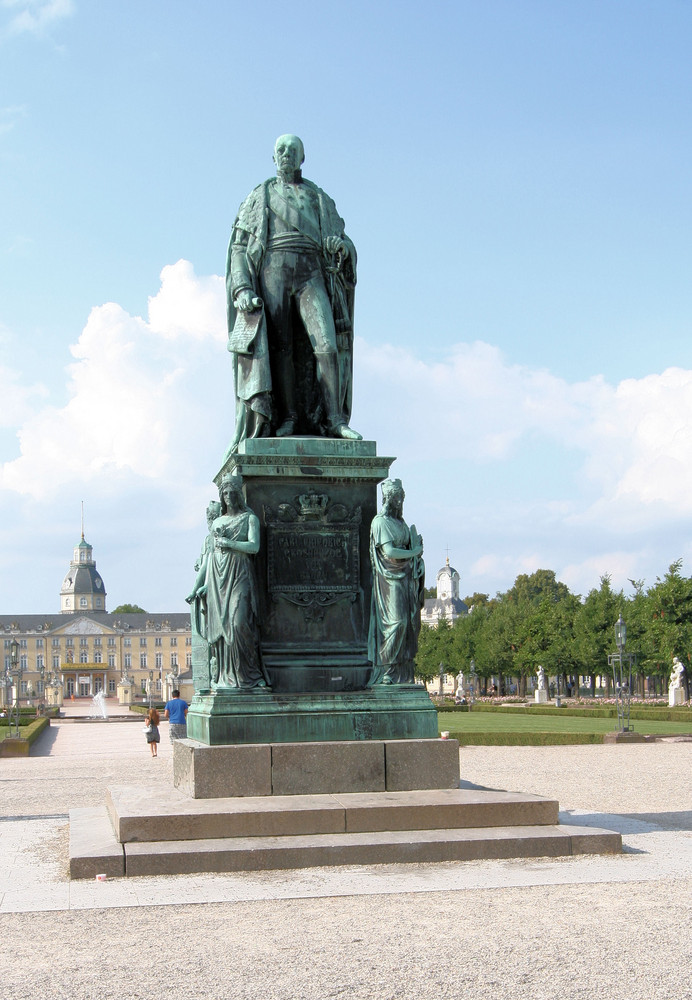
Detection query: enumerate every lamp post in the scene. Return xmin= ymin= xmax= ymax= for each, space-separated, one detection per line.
xmin=438 ymin=662 xmax=445 ymax=699
xmin=608 ymin=613 xmax=635 ymax=732
xmin=469 ymin=658 xmax=477 ymax=708
xmin=9 ymin=639 xmax=21 ymax=737
xmin=148 ymin=669 xmax=154 ymax=710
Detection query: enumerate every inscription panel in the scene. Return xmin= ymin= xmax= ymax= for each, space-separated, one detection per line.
xmin=268 ymin=525 xmax=359 ymax=593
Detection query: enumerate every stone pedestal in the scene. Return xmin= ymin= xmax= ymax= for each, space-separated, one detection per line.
xmin=117 ymin=681 xmax=134 ymax=706
xmin=534 ymin=688 xmax=549 ymax=704
xmin=669 ymin=687 xmax=685 ymax=707
xmin=188 ymin=438 xmax=439 ymax=745
xmin=173 ymin=737 xmax=460 ymax=798
xmin=45 ymin=685 xmax=63 ymax=708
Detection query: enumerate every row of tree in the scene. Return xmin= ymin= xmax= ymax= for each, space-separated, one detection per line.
xmin=415 ymin=562 xmax=692 ymax=697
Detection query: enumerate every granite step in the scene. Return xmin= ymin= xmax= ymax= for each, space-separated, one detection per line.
xmin=70 ymin=800 xmax=622 ymax=879
xmin=106 ymin=786 xmax=560 ymax=844
xmin=123 ymin=823 xmax=621 ymax=876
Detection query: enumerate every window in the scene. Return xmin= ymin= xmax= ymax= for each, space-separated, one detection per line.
xmin=94 ymin=652 xmax=102 ymax=664
xmin=94 ymin=637 xmax=102 ymax=647
xmin=65 ymin=638 xmax=74 ymax=648
xmin=52 ymin=638 xmax=60 ymax=647
xmin=52 ymin=656 xmax=60 ymax=669
xmin=155 ymin=653 xmax=162 ymax=668
xmin=155 ymin=637 xmax=162 ymax=647
xmin=80 ymin=652 xmax=89 ymax=663
xmin=20 ymin=639 xmax=27 ymax=648
xmin=124 ymin=638 xmax=131 ymax=647
xmin=21 ymin=681 xmax=27 ymax=694
xmin=170 ymin=637 xmax=177 ymax=647
xmin=186 ymin=653 xmax=192 ymax=668
xmin=20 ymin=655 xmax=27 ymax=669
xmin=124 ymin=654 xmax=131 ymax=668
xmin=107 ymin=637 xmax=116 ymax=648
xmin=108 ymin=679 xmax=116 ymax=693
xmin=36 ymin=638 xmax=44 ymax=648
xmin=185 ymin=636 xmax=192 ymax=646
xmin=80 ymin=638 xmax=88 ymax=647
xmin=37 ymin=681 xmax=44 ymax=694
xmin=140 ymin=654 xmax=147 ymax=668
xmin=141 ymin=680 xmax=147 ymax=693
xmin=80 ymin=597 xmax=87 ymax=608
xmin=108 ymin=654 xmax=115 ymax=667
xmin=140 ymin=637 xmax=147 ymax=647
xmin=170 ymin=654 xmax=178 ymax=667
xmin=37 ymin=655 xmax=44 ymax=669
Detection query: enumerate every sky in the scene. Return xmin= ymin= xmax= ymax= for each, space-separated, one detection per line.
xmin=2 ymin=0 xmax=692 ymax=613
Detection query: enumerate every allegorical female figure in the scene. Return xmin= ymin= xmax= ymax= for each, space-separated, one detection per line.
xmin=188 ymin=475 xmax=269 ymax=690
xmin=368 ymin=478 xmax=425 ymax=685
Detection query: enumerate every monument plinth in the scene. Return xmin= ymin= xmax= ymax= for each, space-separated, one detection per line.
xmin=186 ymin=437 xmax=438 ymax=744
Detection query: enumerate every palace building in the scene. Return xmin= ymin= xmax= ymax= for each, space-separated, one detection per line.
xmin=1 ymin=531 xmax=190 ymax=704
xmin=421 ymin=556 xmax=468 ymax=626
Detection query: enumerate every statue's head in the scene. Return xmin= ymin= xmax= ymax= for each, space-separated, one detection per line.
xmin=206 ymin=500 xmax=223 ymax=527
xmin=381 ymin=478 xmax=405 ymax=511
xmin=273 ymin=134 xmax=305 ymax=175
xmin=220 ymin=474 xmax=244 ymax=511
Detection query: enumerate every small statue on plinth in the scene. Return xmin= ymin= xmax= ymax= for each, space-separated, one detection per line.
xmin=535 ymin=664 xmax=548 ymax=703
xmin=187 ymin=475 xmax=269 ymax=691
xmin=225 ymin=133 xmax=361 ymax=455
xmin=669 ymin=656 xmax=686 ymax=706
xmin=368 ymin=478 xmax=425 ymax=685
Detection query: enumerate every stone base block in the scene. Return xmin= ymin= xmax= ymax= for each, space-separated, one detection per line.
xmin=603 ymin=730 xmax=647 ymax=743
xmin=534 ymin=689 xmax=549 ymax=703
xmin=173 ymin=736 xmax=459 ymax=798
xmin=669 ymin=688 xmax=685 ymax=707
xmin=174 ymin=742 xmax=272 ymax=798
xmin=271 ymin=741 xmax=385 ymax=795
xmin=384 ymin=738 xmax=460 ymax=791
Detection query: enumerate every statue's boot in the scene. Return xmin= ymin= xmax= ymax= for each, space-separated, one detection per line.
xmin=273 ymin=349 xmax=297 ymax=437
xmin=316 ymin=351 xmax=363 ymax=441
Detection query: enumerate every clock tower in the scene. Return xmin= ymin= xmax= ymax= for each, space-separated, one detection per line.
xmin=60 ymin=532 xmax=107 ymax=614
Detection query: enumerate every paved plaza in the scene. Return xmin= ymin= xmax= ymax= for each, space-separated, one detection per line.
xmin=1 ymin=707 xmax=691 ymax=999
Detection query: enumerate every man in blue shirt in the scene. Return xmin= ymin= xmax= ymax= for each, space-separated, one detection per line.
xmin=164 ymin=689 xmax=189 ymax=742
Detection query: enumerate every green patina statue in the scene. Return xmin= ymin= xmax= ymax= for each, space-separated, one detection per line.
xmin=187 ymin=476 xmax=270 ymax=690
xmin=224 ymin=134 xmax=361 ymax=456
xmin=368 ymin=479 xmax=425 ymax=685
xmin=187 ymin=499 xmax=223 ymax=690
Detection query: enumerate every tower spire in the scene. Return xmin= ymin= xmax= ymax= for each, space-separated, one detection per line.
xmin=81 ymin=500 xmax=85 ymax=541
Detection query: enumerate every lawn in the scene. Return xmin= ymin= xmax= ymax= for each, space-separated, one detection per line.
xmin=440 ymin=709 xmax=692 ymax=744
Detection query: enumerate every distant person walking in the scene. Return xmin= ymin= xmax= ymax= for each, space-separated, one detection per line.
xmin=164 ymin=689 xmax=189 ymax=742
xmin=144 ymin=707 xmax=160 ymax=757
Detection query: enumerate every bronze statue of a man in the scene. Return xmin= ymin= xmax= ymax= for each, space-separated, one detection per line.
xmin=225 ymin=134 xmax=361 ymax=455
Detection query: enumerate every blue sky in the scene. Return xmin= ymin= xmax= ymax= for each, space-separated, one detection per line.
xmin=2 ymin=0 xmax=692 ymax=613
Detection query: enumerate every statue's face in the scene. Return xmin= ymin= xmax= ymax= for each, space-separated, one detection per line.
xmin=273 ymin=134 xmax=304 ymax=174
xmin=223 ymin=486 xmax=242 ymax=511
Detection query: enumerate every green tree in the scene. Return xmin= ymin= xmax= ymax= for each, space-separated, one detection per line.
xmin=112 ymin=603 xmax=147 ymax=614
xmin=573 ymin=575 xmax=622 ymax=696
xmin=640 ymin=560 xmax=692 ymax=695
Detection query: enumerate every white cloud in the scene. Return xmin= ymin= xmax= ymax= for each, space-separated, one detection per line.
xmin=2 ymin=0 xmax=74 ymax=36
xmin=0 ymin=260 xmax=228 ymax=499
xmin=355 ymin=340 xmax=692 ymax=522
xmin=0 ymin=340 xmax=48 ymax=426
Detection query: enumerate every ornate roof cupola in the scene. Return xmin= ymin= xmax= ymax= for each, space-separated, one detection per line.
xmin=436 ymin=556 xmax=460 ymax=601
xmin=60 ymin=507 xmax=107 ymax=613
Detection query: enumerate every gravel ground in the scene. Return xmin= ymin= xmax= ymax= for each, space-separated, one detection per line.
xmin=0 ymin=723 xmax=691 ymax=999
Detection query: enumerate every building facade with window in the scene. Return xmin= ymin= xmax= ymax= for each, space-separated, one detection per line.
xmin=1 ymin=532 xmax=190 ymax=703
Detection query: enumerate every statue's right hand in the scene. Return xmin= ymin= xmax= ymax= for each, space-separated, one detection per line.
xmin=234 ymin=289 xmax=262 ymax=312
